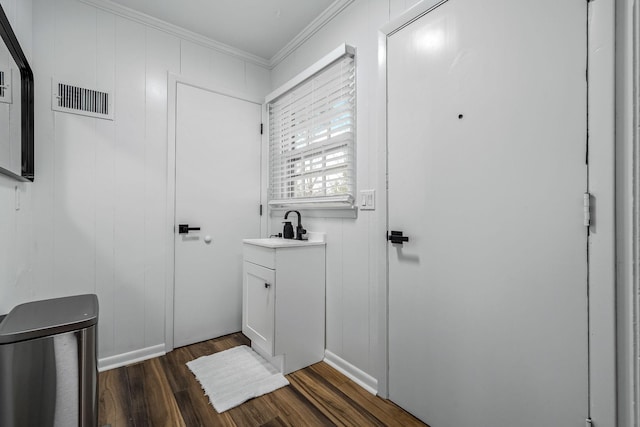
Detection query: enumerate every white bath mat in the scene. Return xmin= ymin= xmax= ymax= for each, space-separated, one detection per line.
xmin=186 ymin=345 xmax=289 ymax=413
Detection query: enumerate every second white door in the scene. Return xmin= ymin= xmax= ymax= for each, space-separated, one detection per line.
xmin=387 ymin=0 xmax=589 ymax=426
xmin=174 ymin=83 xmax=261 ymax=348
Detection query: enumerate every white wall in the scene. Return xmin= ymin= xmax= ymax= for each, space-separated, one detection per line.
xmin=0 ymin=0 xmax=33 ymax=312
xmin=268 ymin=0 xmax=421 ymax=387
xmin=0 ymin=0 xmax=270 ymax=365
xmin=0 ymin=0 xmax=414 ymax=379
xmin=0 ymin=0 xmax=423 ymax=379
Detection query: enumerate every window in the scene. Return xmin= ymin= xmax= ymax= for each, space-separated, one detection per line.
xmin=268 ymin=46 xmax=356 ymax=207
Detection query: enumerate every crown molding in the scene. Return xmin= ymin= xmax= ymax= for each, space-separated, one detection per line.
xmin=77 ymin=0 xmax=271 ymax=69
xmin=269 ymin=0 xmax=355 ymax=68
xmin=76 ymin=0 xmax=353 ymax=70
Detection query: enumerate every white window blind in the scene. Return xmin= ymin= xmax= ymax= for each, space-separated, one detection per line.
xmin=268 ymin=53 xmax=356 ymax=206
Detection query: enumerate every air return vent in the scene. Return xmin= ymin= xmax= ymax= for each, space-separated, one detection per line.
xmin=52 ymin=80 xmax=113 ymax=120
xmin=0 ymin=68 xmax=12 ymax=104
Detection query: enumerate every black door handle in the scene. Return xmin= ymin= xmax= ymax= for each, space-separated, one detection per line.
xmin=388 ymin=231 xmax=409 ymax=244
xmin=178 ymin=224 xmax=201 ymax=234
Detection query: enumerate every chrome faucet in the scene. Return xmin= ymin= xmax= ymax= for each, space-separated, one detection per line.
xmin=284 ymin=210 xmax=306 ymax=240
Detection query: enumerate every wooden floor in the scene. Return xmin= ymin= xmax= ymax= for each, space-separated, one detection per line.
xmin=99 ymin=333 xmax=427 ymax=427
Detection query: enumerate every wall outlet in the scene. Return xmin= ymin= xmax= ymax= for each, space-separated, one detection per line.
xmin=359 ymin=189 xmax=375 ymax=210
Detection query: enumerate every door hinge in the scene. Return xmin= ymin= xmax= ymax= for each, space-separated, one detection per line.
xmin=584 ymin=192 xmax=591 ymax=227
xmin=259 ymin=204 xmax=263 ymax=216
xmin=260 ymin=123 xmax=263 ymax=135
xmin=586 ymin=418 xmax=593 ymax=427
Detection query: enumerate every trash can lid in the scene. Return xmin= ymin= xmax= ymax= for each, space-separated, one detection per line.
xmin=0 ymin=294 xmax=98 ymax=344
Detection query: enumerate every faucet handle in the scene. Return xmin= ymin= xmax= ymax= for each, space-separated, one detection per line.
xmin=296 ymin=226 xmax=307 ymax=240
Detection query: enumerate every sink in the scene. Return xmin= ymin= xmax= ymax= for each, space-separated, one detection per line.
xmin=243 ymin=233 xmax=326 ymax=249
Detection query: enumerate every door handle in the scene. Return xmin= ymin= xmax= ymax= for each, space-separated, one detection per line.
xmin=264 ymin=283 xmax=271 ymax=289
xmin=178 ymin=224 xmax=201 ymax=234
xmin=388 ymin=231 xmax=409 ymax=244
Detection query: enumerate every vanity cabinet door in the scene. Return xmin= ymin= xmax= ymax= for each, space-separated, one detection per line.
xmin=242 ymin=261 xmax=275 ymax=355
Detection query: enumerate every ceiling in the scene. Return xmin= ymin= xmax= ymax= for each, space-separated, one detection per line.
xmin=107 ymin=0 xmax=336 ymax=61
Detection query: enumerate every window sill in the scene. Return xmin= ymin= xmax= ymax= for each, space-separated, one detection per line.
xmin=269 ymin=205 xmax=358 ymax=219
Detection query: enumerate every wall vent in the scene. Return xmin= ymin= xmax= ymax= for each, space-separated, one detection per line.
xmin=52 ymin=80 xmax=113 ymax=120
xmin=0 ymin=68 xmax=12 ymax=104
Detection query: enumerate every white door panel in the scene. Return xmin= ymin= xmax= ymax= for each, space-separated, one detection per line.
xmin=174 ymin=83 xmax=261 ymax=348
xmin=388 ymin=1 xmax=588 ymax=426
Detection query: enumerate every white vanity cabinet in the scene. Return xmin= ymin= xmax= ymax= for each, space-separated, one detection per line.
xmin=242 ymin=239 xmax=326 ymax=375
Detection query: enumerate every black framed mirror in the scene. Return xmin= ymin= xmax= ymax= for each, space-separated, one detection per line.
xmin=0 ymin=4 xmax=33 ymax=182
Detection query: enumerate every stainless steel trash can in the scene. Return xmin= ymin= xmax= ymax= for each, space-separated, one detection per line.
xmin=0 ymin=294 xmax=99 ymax=427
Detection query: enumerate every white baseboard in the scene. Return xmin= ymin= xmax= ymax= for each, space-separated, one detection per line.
xmin=98 ymin=344 xmax=166 ymax=372
xmin=323 ymin=350 xmax=378 ymax=395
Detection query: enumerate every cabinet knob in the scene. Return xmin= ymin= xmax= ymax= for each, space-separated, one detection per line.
xmin=264 ymin=283 xmax=271 ymax=289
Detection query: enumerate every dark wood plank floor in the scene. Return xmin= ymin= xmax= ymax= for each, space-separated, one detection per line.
xmin=99 ymin=333 xmax=427 ymax=427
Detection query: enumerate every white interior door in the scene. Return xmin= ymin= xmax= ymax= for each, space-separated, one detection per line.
xmin=387 ymin=1 xmax=588 ymax=426
xmin=174 ymin=83 xmax=261 ymax=348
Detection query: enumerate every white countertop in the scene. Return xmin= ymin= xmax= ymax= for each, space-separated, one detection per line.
xmin=243 ymin=237 xmax=326 ymax=248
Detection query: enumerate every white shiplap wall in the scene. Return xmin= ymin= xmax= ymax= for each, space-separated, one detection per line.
xmin=268 ymin=0 xmax=421 ymax=392
xmin=0 ymin=0 xmax=33 ymax=314
xmin=0 ymin=0 xmax=270 ymax=367
xmin=0 ymin=0 xmax=418 ymax=380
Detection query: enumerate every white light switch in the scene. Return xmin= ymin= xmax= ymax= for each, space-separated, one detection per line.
xmin=360 ymin=189 xmax=375 ymax=210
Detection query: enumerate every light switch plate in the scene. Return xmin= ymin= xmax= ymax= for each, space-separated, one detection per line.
xmin=359 ymin=189 xmax=375 ymax=210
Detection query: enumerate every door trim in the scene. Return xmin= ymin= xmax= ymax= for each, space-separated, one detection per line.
xmin=616 ymin=1 xmax=640 ymax=425
xmin=165 ymin=74 xmax=264 ymax=352
xmin=375 ymin=2 xmax=616 ymax=425
xmin=586 ymin=1 xmax=617 ymax=424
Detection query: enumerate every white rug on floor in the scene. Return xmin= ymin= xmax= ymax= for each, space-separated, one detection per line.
xmin=186 ymin=345 xmax=289 ymax=413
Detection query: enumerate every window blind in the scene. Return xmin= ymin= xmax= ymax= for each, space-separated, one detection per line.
xmin=268 ymin=54 xmax=356 ymax=206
